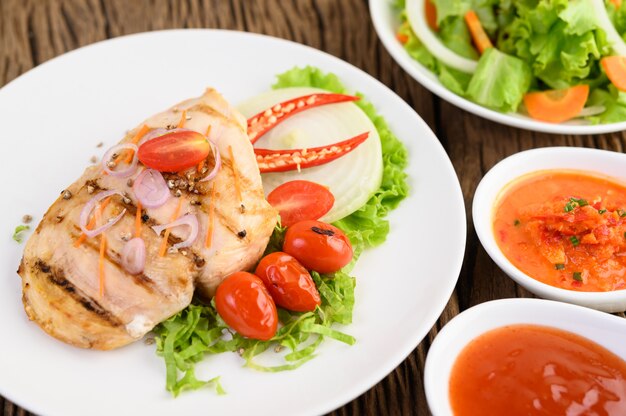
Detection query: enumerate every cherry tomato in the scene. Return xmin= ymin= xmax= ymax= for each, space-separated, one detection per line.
xmin=283 ymin=220 xmax=353 ymax=274
xmin=214 ymin=272 xmax=278 ymax=341
xmin=255 ymin=252 xmax=321 ymax=312
xmin=137 ymin=129 xmax=210 ymax=172
xmin=267 ymin=180 xmax=335 ymax=227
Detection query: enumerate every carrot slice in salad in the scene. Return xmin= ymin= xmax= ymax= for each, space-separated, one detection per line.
xmin=523 ymin=85 xmax=589 ymax=123
xmin=464 ymin=10 xmax=492 ymax=54
xmin=602 ymin=56 xmax=626 ymax=92
xmin=425 ymin=0 xmax=438 ymax=31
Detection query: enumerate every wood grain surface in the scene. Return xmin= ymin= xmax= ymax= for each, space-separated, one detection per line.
xmin=2 ymin=1 xmax=625 ymax=415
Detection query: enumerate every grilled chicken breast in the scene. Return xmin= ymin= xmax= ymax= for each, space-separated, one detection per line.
xmin=19 ymin=89 xmax=277 ymax=350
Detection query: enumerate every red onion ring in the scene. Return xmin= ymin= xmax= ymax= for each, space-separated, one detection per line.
xmin=133 ymin=169 xmax=170 ymax=208
xmin=199 ymin=138 xmax=222 ymax=182
xmin=79 ymin=190 xmax=127 ymax=238
xmin=151 ymin=214 xmax=199 ymax=250
xmin=138 ymin=128 xmax=168 ymax=147
xmin=121 ymin=237 xmax=146 ymax=275
xmin=102 ymin=143 xmax=139 ymax=178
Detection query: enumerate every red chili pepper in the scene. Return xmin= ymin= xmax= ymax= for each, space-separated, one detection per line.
xmin=247 ymin=93 xmax=360 ymax=144
xmin=254 ymin=132 xmax=369 ymax=173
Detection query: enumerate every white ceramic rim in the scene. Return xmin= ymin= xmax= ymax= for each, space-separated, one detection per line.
xmin=424 ymin=297 xmax=626 ymax=416
xmin=369 ymin=0 xmax=626 ymax=135
xmin=473 ymin=147 xmax=626 ymax=312
xmin=0 ymin=29 xmax=467 ymax=416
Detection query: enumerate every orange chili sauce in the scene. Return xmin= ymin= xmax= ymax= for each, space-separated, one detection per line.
xmin=449 ymin=324 xmax=626 ymax=416
xmin=493 ymin=170 xmax=626 ymax=292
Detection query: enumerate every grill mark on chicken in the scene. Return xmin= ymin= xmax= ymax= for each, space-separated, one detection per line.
xmin=34 ymin=260 xmax=122 ymax=327
xmin=184 ymin=104 xmax=246 ymax=131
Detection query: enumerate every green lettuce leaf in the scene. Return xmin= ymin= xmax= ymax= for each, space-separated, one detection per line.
xmin=466 ymin=47 xmax=532 ymax=112
xmin=586 ymin=84 xmax=626 ymax=123
xmin=397 ymin=21 xmax=472 ymax=96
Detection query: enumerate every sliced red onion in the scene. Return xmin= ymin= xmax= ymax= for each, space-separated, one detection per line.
xmin=79 ymin=190 xmax=127 ymax=238
xmin=152 ymin=214 xmax=199 ymax=250
xmin=102 ymin=143 xmax=139 ymax=178
xmin=138 ymin=128 xmax=169 ymax=147
xmin=133 ymin=169 xmax=170 ymax=208
xmin=121 ymin=237 xmax=146 ymax=275
xmin=200 ymin=138 xmax=222 ymax=182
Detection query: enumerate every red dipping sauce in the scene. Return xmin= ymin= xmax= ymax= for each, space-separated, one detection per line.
xmin=449 ymin=324 xmax=626 ymax=416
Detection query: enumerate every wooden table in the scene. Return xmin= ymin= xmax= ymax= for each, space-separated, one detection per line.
xmin=2 ymin=1 xmax=625 ymax=415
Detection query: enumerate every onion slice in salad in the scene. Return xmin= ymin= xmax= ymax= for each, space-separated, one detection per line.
xmin=133 ymin=169 xmax=170 ymax=208
xmin=406 ymin=0 xmax=478 ymax=73
xmin=79 ymin=190 xmax=127 ymax=238
xmin=121 ymin=237 xmax=146 ymax=275
xmin=591 ymin=0 xmax=626 ymax=56
xmin=237 ymin=87 xmax=383 ymax=223
xmin=152 ymin=214 xmax=199 ymax=250
xmin=102 ymin=143 xmax=139 ymax=177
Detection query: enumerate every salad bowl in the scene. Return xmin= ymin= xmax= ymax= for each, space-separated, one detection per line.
xmin=424 ymin=298 xmax=626 ymax=416
xmin=369 ymin=0 xmax=626 ymax=135
xmin=473 ymin=147 xmax=626 ymax=313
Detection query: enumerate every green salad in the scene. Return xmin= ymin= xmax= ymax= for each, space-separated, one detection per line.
xmin=395 ymin=0 xmax=626 ymax=124
xmin=153 ymin=66 xmax=409 ymax=396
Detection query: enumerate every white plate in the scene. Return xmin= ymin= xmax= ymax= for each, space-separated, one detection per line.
xmin=369 ymin=0 xmax=626 ymax=135
xmin=0 ymin=29 xmax=465 ymax=416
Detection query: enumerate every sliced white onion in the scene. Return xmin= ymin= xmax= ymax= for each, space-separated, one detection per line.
xmin=79 ymin=190 xmax=127 ymax=238
xmin=133 ymin=169 xmax=170 ymax=208
xmin=237 ymin=87 xmax=383 ymax=223
xmin=591 ymin=0 xmax=626 ymax=56
xmin=102 ymin=143 xmax=139 ymax=178
xmin=121 ymin=237 xmax=146 ymax=275
xmin=406 ymin=0 xmax=478 ymax=73
xmin=199 ymin=138 xmax=222 ymax=182
xmin=152 ymin=214 xmax=199 ymax=250
xmin=577 ymin=105 xmax=606 ymax=117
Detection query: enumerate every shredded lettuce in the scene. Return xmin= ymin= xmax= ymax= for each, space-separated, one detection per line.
xmin=13 ymin=225 xmax=30 ymax=243
xmin=155 ymin=270 xmax=355 ymax=395
xmin=154 ymin=66 xmax=409 ymax=396
xmin=397 ymin=0 xmax=626 ymax=120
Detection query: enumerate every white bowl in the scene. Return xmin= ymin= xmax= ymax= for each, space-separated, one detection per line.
xmin=369 ymin=0 xmax=626 ymax=135
xmin=424 ymin=298 xmax=626 ymax=416
xmin=473 ymin=147 xmax=626 ymax=313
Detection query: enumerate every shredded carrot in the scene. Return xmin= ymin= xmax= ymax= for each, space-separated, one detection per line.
xmin=177 ymin=110 xmax=187 ymax=128
xmin=158 ymin=198 xmax=184 ymax=257
xmin=205 ymin=183 xmax=217 ymax=248
xmin=464 ymin=10 xmax=493 ymax=54
xmin=135 ymin=201 xmax=143 ymax=238
xmin=197 ymin=159 xmax=205 ymax=172
xmin=228 ymin=145 xmax=242 ymax=203
xmin=98 ymin=234 xmax=107 ymax=297
xmin=74 ymin=197 xmax=113 ymax=247
xmin=611 ymin=0 xmax=622 ymax=8
xmin=396 ymin=33 xmax=409 ymax=44
xmin=121 ymin=124 xmax=150 ymax=164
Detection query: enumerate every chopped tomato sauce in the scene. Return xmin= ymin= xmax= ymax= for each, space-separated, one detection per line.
xmin=493 ymin=170 xmax=626 ymax=291
xmin=449 ymin=324 xmax=626 ymax=416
